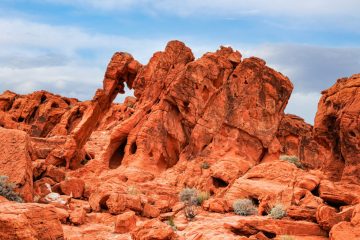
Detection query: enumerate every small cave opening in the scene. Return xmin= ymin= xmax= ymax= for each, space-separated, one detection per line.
xmin=230 ymin=229 xmax=251 ymax=237
xmin=81 ymin=152 xmax=94 ymax=165
xmin=172 ymin=103 xmax=180 ymax=114
xmin=130 ymin=142 xmax=137 ymax=155
xmin=251 ymin=197 xmax=260 ymax=206
xmin=311 ymin=185 xmax=320 ymax=197
xmin=212 ymin=176 xmax=229 ymax=188
xmin=349 ymin=131 xmax=356 ymax=138
xmin=18 ymin=117 xmax=25 ymax=122
xmin=99 ymin=195 xmax=110 ymax=211
xmin=40 ymin=95 xmax=47 ymax=104
xmin=109 ymin=139 xmax=127 ymax=169
xmin=183 ymin=101 xmax=189 ymax=108
xmin=262 ymin=231 xmax=276 ymax=239
xmin=324 ymin=200 xmax=347 ymax=211
xmin=28 ymin=106 xmax=39 ymax=124
xmin=51 ymin=102 xmax=59 ymax=108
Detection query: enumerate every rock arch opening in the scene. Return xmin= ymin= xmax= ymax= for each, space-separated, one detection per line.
xmin=109 ymin=138 xmax=128 ymax=169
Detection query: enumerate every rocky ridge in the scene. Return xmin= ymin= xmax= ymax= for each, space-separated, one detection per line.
xmin=0 ymin=40 xmax=359 ymax=239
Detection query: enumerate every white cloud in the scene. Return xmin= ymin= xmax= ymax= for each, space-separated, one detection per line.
xmin=285 ymin=91 xmax=321 ymax=124
xmin=0 ymin=17 xmax=167 ymax=100
xmin=0 ymin=16 xmax=359 ymax=124
xmin=246 ymin=44 xmax=360 ymax=92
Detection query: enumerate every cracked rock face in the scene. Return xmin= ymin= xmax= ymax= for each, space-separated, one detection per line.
xmin=103 ymin=41 xmax=293 ymax=179
xmin=314 ymin=74 xmax=360 ymax=184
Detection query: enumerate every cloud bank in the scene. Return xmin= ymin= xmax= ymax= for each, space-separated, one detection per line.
xmin=0 ymin=14 xmax=359 ymax=123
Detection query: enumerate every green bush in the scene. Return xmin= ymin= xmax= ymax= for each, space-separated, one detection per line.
xmin=279 ymin=155 xmax=303 ymax=168
xmin=200 ymin=162 xmax=210 ymax=169
xmin=270 ymin=204 xmax=286 ymax=219
xmin=233 ymin=199 xmax=257 ymax=216
xmin=197 ymin=191 xmax=210 ymax=205
xmin=179 ymin=188 xmax=197 ymax=203
xmin=166 ymin=216 xmax=177 ymax=231
xmin=0 ymin=175 xmax=23 ymax=203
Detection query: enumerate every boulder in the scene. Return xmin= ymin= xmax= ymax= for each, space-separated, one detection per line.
xmin=316 ymin=204 xmax=353 ymax=230
xmin=0 ymin=202 xmax=64 ymax=240
xmin=114 ymin=211 xmax=137 ymax=234
xmin=69 ymin=207 xmax=86 ymax=225
xmin=203 ymin=198 xmax=230 ymax=213
xmin=224 ymin=216 xmax=327 ymax=237
xmin=131 ymin=219 xmax=176 ymax=240
xmin=142 ymin=203 xmax=160 ymax=218
xmin=0 ymin=128 xmax=33 ymax=202
xmin=329 ymin=221 xmax=360 ymax=240
xmin=319 ymin=180 xmax=360 ymax=205
xmin=59 ymin=177 xmax=85 ymax=199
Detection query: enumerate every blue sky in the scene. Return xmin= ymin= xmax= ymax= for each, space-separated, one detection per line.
xmin=0 ymin=0 xmax=360 ymax=123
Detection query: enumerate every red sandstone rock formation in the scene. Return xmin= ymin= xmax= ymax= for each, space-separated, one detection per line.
xmin=314 ymin=74 xmax=360 ymax=184
xmin=0 ymin=40 xmax=359 ymax=239
xmin=0 ymin=202 xmax=64 ymax=239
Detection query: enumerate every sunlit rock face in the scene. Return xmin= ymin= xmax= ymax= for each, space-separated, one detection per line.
xmin=0 ymin=41 xmax=359 ymax=239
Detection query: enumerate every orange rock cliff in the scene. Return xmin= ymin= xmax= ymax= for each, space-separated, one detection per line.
xmin=0 ymin=40 xmax=359 ymax=240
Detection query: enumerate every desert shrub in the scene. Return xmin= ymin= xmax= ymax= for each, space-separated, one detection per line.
xmin=180 ymin=188 xmax=199 ymax=220
xmin=0 ymin=175 xmax=23 ymax=203
xmin=270 ymin=204 xmax=286 ymax=219
xmin=179 ymin=188 xmax=197 ymax=203
xmin=233 ymin=199 xmax=257 ymax=216
xmin=280 ymin=235 xmax=295 ymax=240
xmin=280 ymin=155 xmax=303 ymax=168
xmin=196 ymin=191 xmax=210 ymax=205
xmin=200 ymin=161 xmax=210 ymax=169
xmin=184 ymin=204 xmax=197 ymax=220
xmin=166 ymin=216 xmax=177 ymax=231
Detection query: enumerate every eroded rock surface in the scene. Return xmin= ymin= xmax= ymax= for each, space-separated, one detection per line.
xmin=0 ymin=41 xmax=359 ymax=239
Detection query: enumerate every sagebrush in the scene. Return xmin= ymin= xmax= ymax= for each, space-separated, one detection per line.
xmin=0 ymin=175 xmax=23 ymax=202
xmin=280 ymin=155 xmax=303 ymax=168
xmin=197 ymin=191 xmax=210 ymax=205
xmin=179 ymin=188 xmax=197 ymax=203
xmin=270 ymin=204 xmax=286 ymax=219
xmin=179 ymin=188 xmax=199 ymax=220
xmin=233 ymin=199 xmax=257 ymax=216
